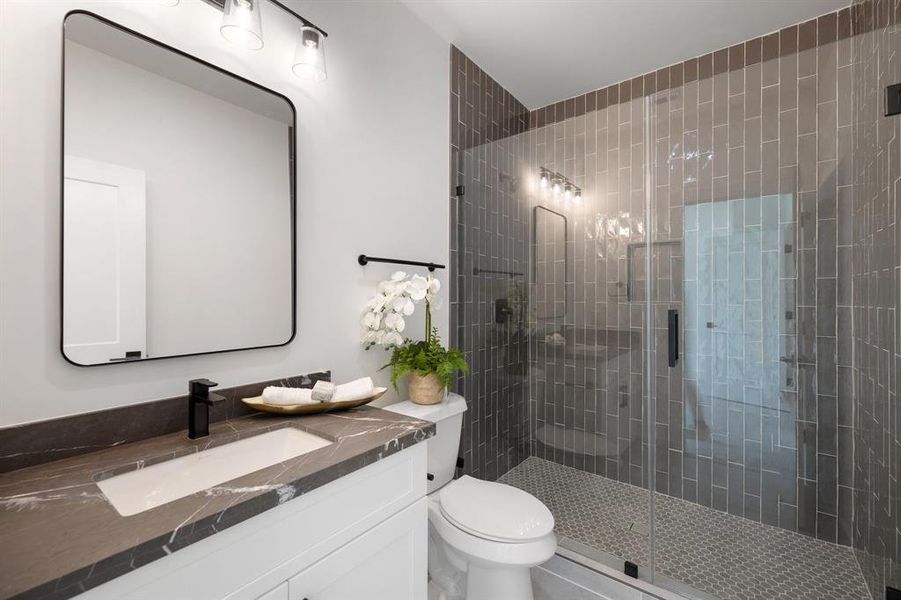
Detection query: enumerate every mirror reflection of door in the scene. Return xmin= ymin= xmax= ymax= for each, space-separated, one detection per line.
xmin=63 ymin=155 xmax=147 ymax=364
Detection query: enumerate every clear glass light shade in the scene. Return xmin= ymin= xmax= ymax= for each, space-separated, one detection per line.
xmin=539 ymin=169 xmax=549 ymax=188
xmin=293 ymin=26 xmax=327 ymax=81
xmin=220 ymin=0 xmax=263 ymax=50
xmin=552 ymin=179 xmax=562 ymax=195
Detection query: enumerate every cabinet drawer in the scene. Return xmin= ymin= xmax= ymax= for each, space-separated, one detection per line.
xmin=288 ymin=499 xmax=427 ymax=600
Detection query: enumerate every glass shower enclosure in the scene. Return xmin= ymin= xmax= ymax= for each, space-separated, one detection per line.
xmin=453 ymin=19 xmax=876 ymax=597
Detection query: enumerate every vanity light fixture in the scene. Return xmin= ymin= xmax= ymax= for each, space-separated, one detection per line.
xmin=220 ymin=0 xmax=263 ymax=50
xmin=196 ymin=0 xmax=328 ymax=80
xmin=292 ymin=26 xmax=326 ymax=81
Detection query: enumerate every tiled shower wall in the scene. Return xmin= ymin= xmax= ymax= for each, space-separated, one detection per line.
xmin=449 ymin=46 xmax=531 ymax=481
xmin=850 ymin=0 xmax=901 ymax=596
xmin=525 ymin=9 xmax=857 ymax=544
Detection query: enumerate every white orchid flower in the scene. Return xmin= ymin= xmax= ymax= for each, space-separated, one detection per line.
xmin=385 ymin=331 xmax=405 ymax=347
xmin=362 ymin=272 xmax=444 ymax=349
xmin=384 ymin=312 xmax=406 ymax=332
xmin=391 ymin=296 xmax=408 ymax=313
xmin=362 ymin=311 xmax=380 ymax=329
xmin=428 ymin=278 xmax=441 ymax=294
xmin=408 ymin=275 xmax=429 ymax=301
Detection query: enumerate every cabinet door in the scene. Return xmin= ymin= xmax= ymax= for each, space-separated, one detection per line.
xmin=289 ymin=499 xmax=426 ymax=600
xmin=256 ymin=583 xmax=288 ymax=600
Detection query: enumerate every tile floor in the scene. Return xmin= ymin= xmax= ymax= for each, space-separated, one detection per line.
xmin=500 ymin=457 xmax=871 ymax=600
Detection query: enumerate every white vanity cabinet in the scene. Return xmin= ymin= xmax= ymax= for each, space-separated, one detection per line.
xmin=79 ymin=444 xmax=428 ymax=600
xmin=286 ymin=500 xmax=426 ymax=600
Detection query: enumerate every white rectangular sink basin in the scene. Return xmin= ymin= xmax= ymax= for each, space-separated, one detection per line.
xmin=97 ymin=428 xmax=333 ymax=516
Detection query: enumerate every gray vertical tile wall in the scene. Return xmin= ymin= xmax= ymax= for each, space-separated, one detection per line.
xmin=850 ymin=0 xmax=901 ymax=596
xmin=525 ymin=8 xmax=856 ymax=545
xmin=449 ymin=47 xmax=531 ymax=481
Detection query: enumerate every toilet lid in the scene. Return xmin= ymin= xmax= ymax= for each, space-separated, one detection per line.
xmin=439 ymin=476 xmax=554 ymax=543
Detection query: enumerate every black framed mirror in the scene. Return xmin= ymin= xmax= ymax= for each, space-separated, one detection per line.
xmin=61 ymin=11 xmax=296 ymax=366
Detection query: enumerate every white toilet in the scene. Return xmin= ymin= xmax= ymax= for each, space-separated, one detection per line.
xmin=385 ymin=393 xmax=557 ymax=600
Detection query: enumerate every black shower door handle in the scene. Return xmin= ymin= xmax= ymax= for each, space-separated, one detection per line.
xmin=667 ymin=309 xmax=679 ymax=368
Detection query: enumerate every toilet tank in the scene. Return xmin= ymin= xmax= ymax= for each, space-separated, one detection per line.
xmin=383 ymin=393 xmax=467 ymax=494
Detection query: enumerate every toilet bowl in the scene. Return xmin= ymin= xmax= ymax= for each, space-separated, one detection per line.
xmin=385 ymin=394 xmax=557 ymax=600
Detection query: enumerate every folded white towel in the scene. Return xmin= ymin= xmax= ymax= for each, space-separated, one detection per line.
xmin=311 ymin=381 xmax=336 ymax=402
xmin=332 ymin=377 xmax=374 ymax=402
xmin=262 ymin=386 xmax=315 ymax=406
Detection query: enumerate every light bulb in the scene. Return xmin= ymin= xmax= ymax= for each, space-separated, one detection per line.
xmin=539 ymin=169 xmax=549 ymax=188
xmin=564 ymin=184 xmax=573 ymax=201
xmin=293 ymin=26 xmax=327 ymax=82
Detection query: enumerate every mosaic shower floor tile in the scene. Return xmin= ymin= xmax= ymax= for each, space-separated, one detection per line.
xmin=499 ymin=457 xmax=870 ymax=600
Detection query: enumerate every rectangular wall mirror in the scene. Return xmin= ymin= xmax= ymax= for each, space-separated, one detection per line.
xmin=62 ymin=11 xmax=296 ymax=366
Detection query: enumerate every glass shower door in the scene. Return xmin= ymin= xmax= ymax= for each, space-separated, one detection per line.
xmin=645 ymin=31 xmax=868 ymax=599
xmin=498 ymin=90 xmax=656 ymax=580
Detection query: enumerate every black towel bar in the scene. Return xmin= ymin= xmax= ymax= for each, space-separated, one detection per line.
xmin=357 ymin=254 xmax=445 ymax=272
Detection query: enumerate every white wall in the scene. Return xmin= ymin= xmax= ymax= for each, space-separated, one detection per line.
xmin=66 ymin=40 xmax=293 ymax=358
xmin=0 ymin=0 xmax=450 ymax=425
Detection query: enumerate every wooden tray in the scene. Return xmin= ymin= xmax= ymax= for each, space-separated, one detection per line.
xmin=242 ymin=387 xmax=387 ymax=415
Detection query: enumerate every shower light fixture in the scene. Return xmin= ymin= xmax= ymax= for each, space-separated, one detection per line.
xmin=192 ymin=0 xmax=328 ymax=80
xmin=540 ymin=167 xmax=582 ymax=204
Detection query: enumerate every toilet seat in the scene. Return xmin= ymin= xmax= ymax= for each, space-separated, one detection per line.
xmin=427 ymin=496 xmax=558 ymax=569
xmin=438 ymin=476 xmax=555 ymax=543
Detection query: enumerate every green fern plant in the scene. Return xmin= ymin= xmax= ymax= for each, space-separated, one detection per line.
xmin=382 ymin=327 xmax=468 ymax=390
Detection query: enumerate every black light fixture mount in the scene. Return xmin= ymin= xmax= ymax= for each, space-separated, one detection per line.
xmin=201 ymin=0 xmax=327 ymax=36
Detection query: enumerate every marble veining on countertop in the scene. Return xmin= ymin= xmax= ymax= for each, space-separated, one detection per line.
xmin=0 ymin=407 xmax=435 ymax=600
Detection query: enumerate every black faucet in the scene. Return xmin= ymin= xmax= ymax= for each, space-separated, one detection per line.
xmin=188 ymin=378 xmax=226 ymax=439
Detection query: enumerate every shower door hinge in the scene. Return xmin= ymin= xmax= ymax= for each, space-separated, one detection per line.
xmin=887 ymin=586 xmax=901 ymax=600
xmin=455 ymin=185 xmax=465 ymax=197
xmin=624 ymin=561 xmax=639 ymax=579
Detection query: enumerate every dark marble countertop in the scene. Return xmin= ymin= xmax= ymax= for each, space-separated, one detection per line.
xmin=0 ymin=407 xmax=435 ymax=600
